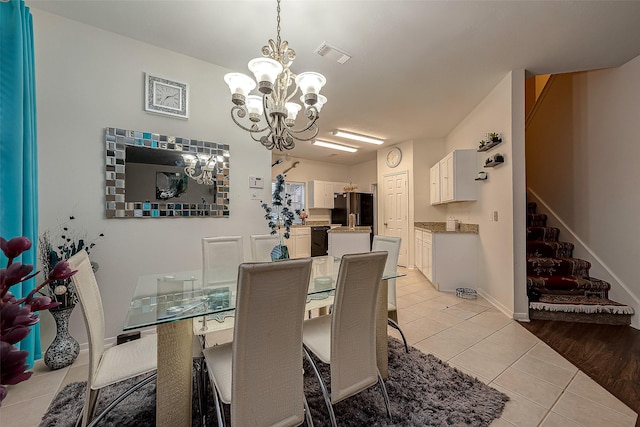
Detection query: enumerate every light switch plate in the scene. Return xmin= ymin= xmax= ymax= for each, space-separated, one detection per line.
xmin=249 ymin=176 xmax=264 ymax=188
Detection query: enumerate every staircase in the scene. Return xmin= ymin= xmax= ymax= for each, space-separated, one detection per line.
xmin=526 ymin=202 xmax=633 ymax=325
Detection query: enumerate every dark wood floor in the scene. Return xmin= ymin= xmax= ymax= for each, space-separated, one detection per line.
xmin=521 ymin=320 xmax=640 ymax=426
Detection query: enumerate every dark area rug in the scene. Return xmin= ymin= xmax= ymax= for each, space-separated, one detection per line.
xmin=39 ymin=337 xmax=508 ymax=427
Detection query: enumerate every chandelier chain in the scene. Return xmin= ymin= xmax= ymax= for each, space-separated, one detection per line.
xmin=276 ymin=0 xmax=281 ymax=48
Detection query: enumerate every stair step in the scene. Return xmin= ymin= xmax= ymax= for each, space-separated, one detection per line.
xmin=527 ymin=226 xmax=560 ymax=242
xmin=527 ymin=241 xmax=575 ymax=258
xmin=529 ymin=295 xmax=633 ymax=325
xmin=527 ymin=257 xmax=591 ymax=278
xmin=527 ymin=275 xmax=610 ymax=298
xmin=526 ymin=213 xmax=547 ymax=227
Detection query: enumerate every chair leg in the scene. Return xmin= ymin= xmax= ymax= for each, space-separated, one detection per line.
xmin=86 ymin=373 xmax=156 ymax=427
xmin=193 ymin=356 xmax=207 ymax=426
xmin=212 ymin=385 xmax=226 ymax=427
xmin=303 ymin=395 xmax=314 ymax=427
xmin=387 ymin=318 xmax=409 ymax=353
xmin=377 ymin=371 xmax=393 ymax=422
xmin=303 ymin=347 xmax=337 ymax=427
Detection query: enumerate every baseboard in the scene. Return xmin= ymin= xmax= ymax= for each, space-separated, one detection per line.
xmin=513 ymin=312 xmax=530 ymax=322
xmin=477 ymin=289 xmax=514 ymax=319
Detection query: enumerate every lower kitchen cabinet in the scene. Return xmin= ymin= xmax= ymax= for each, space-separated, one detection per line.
xmin=284 ymin=227 xmax=311 ymax=259
xmin=415 ymin=228 xmax=477 ymax=292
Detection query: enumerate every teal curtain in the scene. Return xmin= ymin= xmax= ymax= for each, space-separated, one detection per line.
xmin=0 ymin=0 xmax=40 ymax=366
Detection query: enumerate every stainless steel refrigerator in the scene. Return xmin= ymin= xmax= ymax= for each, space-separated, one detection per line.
xmin=331 ymin=192 xmax=374 ymax=228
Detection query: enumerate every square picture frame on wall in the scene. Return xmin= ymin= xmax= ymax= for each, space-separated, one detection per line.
xmin=144 ymin=73 xmax=189 ymax=119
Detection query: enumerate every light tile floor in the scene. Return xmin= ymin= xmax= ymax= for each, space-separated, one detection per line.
xmin=1 ymin=268 xmax=637 ymax=427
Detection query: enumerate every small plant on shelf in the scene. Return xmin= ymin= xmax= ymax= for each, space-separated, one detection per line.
xmin=487 ymin=132 xmax=502 ymax=143
xmin=478 ymin=139 xmax=487 ymax=149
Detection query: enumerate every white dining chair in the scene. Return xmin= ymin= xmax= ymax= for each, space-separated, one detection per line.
xmin=303 ymin=251 xmax=392 ymax=427
xmin=202 ymin=236 xmax=244 ymax=286
xmin=249 ymin=234 xmax=280 ymax=262
xmin=203 ymin=258 xmax=314 ymax=427
xmin=371 ymin=235 xmax=409 ymax=352
xmin=68 ymin=251 xmax=157 ymax=427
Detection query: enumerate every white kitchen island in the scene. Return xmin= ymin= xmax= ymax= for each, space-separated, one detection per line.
xmin=328 ymin=226 xmax=371 ymax=258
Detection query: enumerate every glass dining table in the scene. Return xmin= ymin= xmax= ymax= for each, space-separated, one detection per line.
xmin=123 ymin=255 xmax=403 ymax=427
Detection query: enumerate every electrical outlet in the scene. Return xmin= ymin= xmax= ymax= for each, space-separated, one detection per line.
xmin=493 ymin=211 xmax=499 ymax=221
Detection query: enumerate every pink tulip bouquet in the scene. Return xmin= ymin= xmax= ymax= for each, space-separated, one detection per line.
xmin=0 ymin=236 xmax=77 ymax=405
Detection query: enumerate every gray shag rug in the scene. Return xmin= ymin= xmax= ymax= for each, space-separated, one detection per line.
xmin=40 ymin=338 xmax=508 ymax=427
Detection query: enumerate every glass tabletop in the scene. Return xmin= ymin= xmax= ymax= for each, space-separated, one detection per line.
xmin=123 ymin=256 xmax=404 ymax=331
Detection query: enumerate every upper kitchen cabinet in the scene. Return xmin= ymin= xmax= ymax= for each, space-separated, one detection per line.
xmin=430 ymin=149 xmax=477 ymax=205
xmin=308 ymin=180 xmax=336 ymax=209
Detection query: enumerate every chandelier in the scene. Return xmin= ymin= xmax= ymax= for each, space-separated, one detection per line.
xmin=183 ymin=154 xmax=216 ymax=185
xmin=223 ymin=0 xmax=327 ymax=151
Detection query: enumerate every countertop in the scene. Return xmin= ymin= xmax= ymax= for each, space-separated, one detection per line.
xmin=415 ymin=222 xmax=479 ymax=234
xmin=328 ymin=226 xmax=372 ymax=234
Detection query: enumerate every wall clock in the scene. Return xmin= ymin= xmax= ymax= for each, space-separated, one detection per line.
xmin=386 ymin=147 xmax=402 ymax=168
xmin=144 ymin=73 xmax=189 ymax=119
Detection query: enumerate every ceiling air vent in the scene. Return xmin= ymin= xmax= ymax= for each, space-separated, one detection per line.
xmin=315 ymin=42 xmax=351 ymax=64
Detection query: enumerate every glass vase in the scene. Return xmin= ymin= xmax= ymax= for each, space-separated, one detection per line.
xmin=44 ymin=305 xmax=80 ymax=370
xmin=270 ymin=244 xmax=290 ymax=261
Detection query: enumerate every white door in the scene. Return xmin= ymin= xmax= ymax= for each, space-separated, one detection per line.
xmin=382 ymin=171 xmax=409 ymax=266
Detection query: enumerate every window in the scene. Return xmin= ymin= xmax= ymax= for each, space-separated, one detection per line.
xmin=271 ymin=181 xmax=305 ymax=224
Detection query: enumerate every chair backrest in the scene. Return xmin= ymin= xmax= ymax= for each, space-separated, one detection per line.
xmin=202 ymin=236 xmax=244 ymax=286
xmin=231 ymin=258 xmax=313 ymax=426
xmin=67 ymin=250 xmax=105 ymax=414
xmin=330 ymin=251 xmax=387 ymax=404
xmin=249 ymin=234 xmax=280 ymax=262
xmin=371 ymin=235 xmax=402 ymax=308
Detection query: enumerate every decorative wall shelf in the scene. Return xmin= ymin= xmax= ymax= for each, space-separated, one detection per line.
xmin=477 ymin=139 xmax=503 ymax=152
xmin=474 ymin=176 xmax=488 ymax=181
xmin=484 ymin=160 xmax=504 ymax=168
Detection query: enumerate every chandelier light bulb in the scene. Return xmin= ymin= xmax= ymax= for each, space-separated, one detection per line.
xmin=248 ymin=57 xmax=283 ymax=94
xmin=223 ymin=73 xmax=256 ymax=105
xmin=295 ymin=72 xmax=326 ymax=105
xmin=246 ymin=95 xmax=264 ymax=122
xmin=285 ymin=102 xmax=302 ymax=126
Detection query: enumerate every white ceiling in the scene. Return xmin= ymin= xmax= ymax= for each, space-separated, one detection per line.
xmin=30 ymin=0 xmax=640 ymax=165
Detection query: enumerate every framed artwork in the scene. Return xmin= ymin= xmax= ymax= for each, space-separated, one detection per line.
xmin=144 ymin=73 xmax=189 ymax=119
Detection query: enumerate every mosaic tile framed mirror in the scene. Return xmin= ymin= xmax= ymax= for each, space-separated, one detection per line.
xmin=105 ymin=127 xmax=230 ymax=218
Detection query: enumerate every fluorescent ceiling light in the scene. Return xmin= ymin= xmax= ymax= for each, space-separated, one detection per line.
xmin=333 ymin=130 xmax=384 ymax=145
xmin=313 ymin=140 xmax=358 ymax=153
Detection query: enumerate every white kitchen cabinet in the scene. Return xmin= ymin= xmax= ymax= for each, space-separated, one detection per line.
xmin=429 ymin=163 xmax=440 ymax=205
xmin=423 ymin=231 xmax=433 ymax=282
xmin=308 ymin=180 xmax=335 ymax=209
xmin=430 ymin=149 xmax=477 ymax=205
xmin=284 ymin=227 xmax=311 ymax=259
xmin=426 ymin=231 xmax=477 ymax=292
xmin=414 ymin=229 xmax=423 ymax=272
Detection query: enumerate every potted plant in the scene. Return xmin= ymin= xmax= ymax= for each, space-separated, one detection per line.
xmin=1 ymin=236 xmax=77 ymax=402
xmin=260 ymin=174 xmax=295 ymax=260
xmin=494 ymin=153 xmax=504 ymax=163
xmin=488 ymin=132 xmax=502 ymax=143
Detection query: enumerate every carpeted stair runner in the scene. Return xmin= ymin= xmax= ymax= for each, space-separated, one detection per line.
xmin=526 ymin=202 xmax=633 ymax=325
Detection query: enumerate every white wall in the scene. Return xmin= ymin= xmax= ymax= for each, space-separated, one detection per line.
xmin=33 ymin=9 xmax=275 ymax=345
xmin=413 ymin=137 xmax=447 ymax=223
xmin=526 ymin=57 xmax=640 ymax=326
xmin=444 ymin=71 xmax=527 ymax=318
